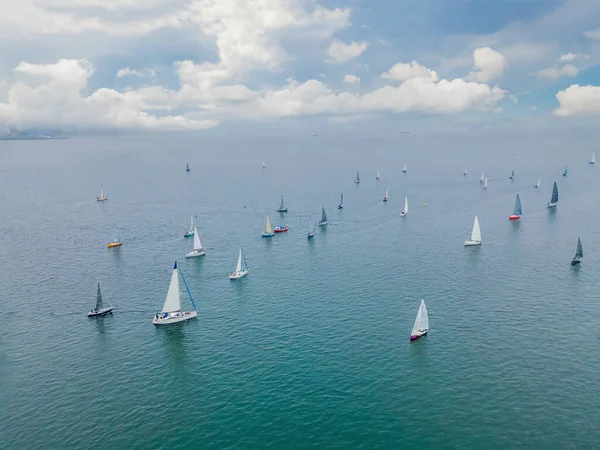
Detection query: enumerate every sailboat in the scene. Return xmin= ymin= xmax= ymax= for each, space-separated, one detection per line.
xmin=262 ymin=216 xmax=275 ymax=237
xmin=571 ymin=238 xmax=583 ymax=265
xmin=509 ymin=169 xmax=515 ymax=180
xmin=185 ymin=226 xmax=206 ymax=257
xmin=480 ymin=172 xmax=485 ymax=185
xmin=97 ymin=185 xmax=107 ymax=201
xmin=87 ymin=282 xmax=113 ymax=317
xmin=509 ymin=194 xmax=522 ymax=220
xmin=402 ymin=164 xmax=407 ymax=173
xmin=184 ymin=215 xmax=195 ymax=237
xmin=107 ymin=238 xmax=122 ymax=248
xmin=464 ymin=216 xmax=482 ymax=246
xmin=308 ymin=225 xmax=315 ymax=239
xmin=229 ymin=247 xmax=249 ymax=279
xmin=534 ymin=177 xmax=540 ymax=188
xmin=376 ymin=170 xmax=380 ymax=180
xmin=590 ymin=152 xmax=596 ymax=165
xmin=547 ymin=181 xmax=558 ymax=207
xmin=563 ymin=166 xmax=568 ymax=177
xmin=383 ymin=188 xmax=388 ymax=202
xmin=276 ymin=195 xmax=288 ymax=213
xmin=319 ymin=207 xmax=328 ymax=226
xmin=463 ymin=166 xmax=468 ymax=176
xmin=483 ymin=177 xmax=488 ymax=189
xmin=355 ymin=171 xmax=361 ymax=183
xmin=152 ymin=261 xmax=197 ymax=325
xmin=400 ymin=196 xmax=408 ymax=216
xmin=410 ymin=299 xmax=429 ymax=341
xmin=337 ymin=193 xmax=344 ymax=209
xmin=262 ymin=160 xmax=267 ymax=168
xmin=186 ymin=162 xmax=190 ymax=172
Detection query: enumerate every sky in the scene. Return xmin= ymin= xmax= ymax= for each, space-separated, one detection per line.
xmin=2 ymin=0 xmax=600 ymax=136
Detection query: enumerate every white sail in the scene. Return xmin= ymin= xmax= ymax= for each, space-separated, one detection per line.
xmin=235 ymin=248 xmax=242 ymax=273
xmin=262 ymin=160 xmax=266 ymax=168
xmin=385 ymin=188 xmax=388 ymax=199
xmin=189 ymin=215 xmax=194 ymax=232
xmin=192 ymin=226 xmax=202 ymax=250
xmin=411 ymin=300 xmax=429 ymax=336
xmin=403 ymin=196 xmax=408 ymax=213
xmin=377 ymin=170 xmax=380 ymax=178
xmin=100 ymin=185 xmax=104 ymax=197
xmin=464 ymin=166 xmax=468 ymax=175
xmin=265 ymin=217 xmax=273 ymax=234
xmin=483 ymin=177 xmax=488 ymax=188
xmin=403 ymin=164 xmax=407 ymax=172
xmin=471 ymin=216 xmax=481 ymax=242
xmin=480 ymin=172 xmax=484 ymax=184
xmin=536 ymin=177 xmax=541 ymax=187
xmin=161 ymin=264 xmax=181 ymax=313
xmin=592 ymin=152 xmax=596 ymax=163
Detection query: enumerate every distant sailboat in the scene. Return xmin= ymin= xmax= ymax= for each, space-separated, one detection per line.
xmin=276 ymin=195 xmax=287 ymax=213
xmin=410 ymin=299 xmax=429 ymax=341
xmin=509 ymin=169 xmax=515 ymax=180
xmin=337 ymin=193 xmax=344 ymax=209
xmin=319 ymin=207 xmax=328 ymax=226
xmin=590 ymin=152 xmax=596 ymax=165
xmin=400 ymin=196 xmax=408 ymax=216
xmin=483 ymin=177 xmax=488 ymax=189
xmin=547 ymin=181 xmax=558 ymax=207
xmin=262 ymin=160 xmax=267 ymax=168
xmin=184 ymin=215 xmax=195 ymax=237
xmin=308 ymin=225 xmax=315 ymax=239
xmin=480 ymin=172 xmax=485 ymax=185
xmin=402 ymin=164 xmax=407 ymax=173
xmin=355 ymin=171 xmax=361 ymax=183
xmin=152 ymin=261 xmax=197 ymax=325
xmin=571 ymin=238 xmax=583 ymax=266
xmin=463 ymin=166 xmax=468 ymax=176
xmin=509 ymin=194 xmax=522 ymax=220
xmin=97 ymin=185 xmax=107 ymax=201
xmin=464 ymin=216 xmax=482 ymax=246
xmin=185 ymin=226 xmax=206 ymax=257
xmin=229 ymin=247 xmax=249 ymax=279
xmin=534 ymin=177 xmax=540 ymax=188
xmin=87 ymin=283 xmax=113 ymax=317
xmin=376 ymin=170 xmax=380 ymax=180
xmin=563 ymin=166 xmax=568 ymax=177
xmin=383 ymin=188 xmax=388 ymax=202
xmin=186 ymin=162 xmax=190 ymax=172
xmin=262 ymin=216 xmax=275 ymax=237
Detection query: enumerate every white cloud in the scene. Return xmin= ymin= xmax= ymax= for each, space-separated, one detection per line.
xmin=116 ymin=67 xmax=144 ymax=78
xmin=493 ymin=107 xmax=503 ymax=113
xmin=536 ymin=64 xmax=579 ymax=79
xmin=381 ymin=61 xmax=438 ymax=82
xmin=466 ymin=47 xmax=508 ymax=82
xmin=326 ymin=39 xmax=368 ymax=64
xmin=558 ymin=52 xmax=584 ymax=62
xmin=343 ymin=74 xmax=360 ymax=84
xmin=584 ymin=28 xmax=600 ymax=39
xmin=529 ymin=106 xmax=538 ymax=110
xmin=554 ymin=84 xmax=600 ymax=116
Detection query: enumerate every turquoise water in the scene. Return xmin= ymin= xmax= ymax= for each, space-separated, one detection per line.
xmin=2 ymin=135 xmax=600 ymax=448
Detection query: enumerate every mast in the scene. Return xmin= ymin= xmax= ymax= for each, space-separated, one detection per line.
xmin=96 ymin=283 xmax=104 ymax=310
xmin=161 ymin=261 xmax=181 ymax=313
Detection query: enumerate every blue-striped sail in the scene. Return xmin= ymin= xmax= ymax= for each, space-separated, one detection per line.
xmin=513 ymin=194 xmax=522 ymax=215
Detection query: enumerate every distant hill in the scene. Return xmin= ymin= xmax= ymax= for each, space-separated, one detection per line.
xmin=0 ymin=128 xmax=68 ymax=140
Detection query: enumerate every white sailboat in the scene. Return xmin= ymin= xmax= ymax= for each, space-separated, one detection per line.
xmin=480 ymin=172 xmax=485 ymax=185
xmin=262 ymin=160 xmax=267 ymax=168
xmin=400 ymin=196 xmax=408 ymax=216
xmin=229 ymin=247 xmax=249 ymax=279
xmin=464 ymin=216 xmax=482 ymax=246
xmin=185 ymin=226 xmax=206 ymax=257
xmin=97 ymin=185 xmax=107 ymax=201
xmin=483 ymin=177 xmax=488 ymax=189
xmin=402 ymin=164 xmax=407 ymax=173
xmin=410 ymin=299 xmax=429 ymax=341
xmin=152 ymin=261 xmax=197 ymax=325
xmin=87 ymin=282 xmax=113 ymax=317
xmin=184 ymin=215 xmax=195 ymax=237
xmin=376 ymin=170 xmax=380 ymax=180
xmin=534 ymin=177 xmax=540 ymax=188
xmin=590 ymin=152 xmax=596 ymax=165
xmin=383 ymin=187 xmax=388 ymax=202
xmin=463 ymin=166 xmax=468 ymax=176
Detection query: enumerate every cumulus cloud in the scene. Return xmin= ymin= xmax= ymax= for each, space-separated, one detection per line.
xmin=326 ymin=39 xmax=368 ymax=64
xmin=558 ymin=52 xmax=584 ymax=62
xmin=343 ymin=74 xmax=360 ymax=84
xmin=116 ymin=67 xmax=144 ymax=78
xmin=536 ymin=64 xmax=579 ymax=79
xmin=584 ymin=28 xmax=600 ymax=39
xmin=381 ymin=61 xmax=438 ymax=82
xmin=466 ymin=47 xmax=508 ymax=82
xmin=554 ymin=85 xmax=600 ymax=116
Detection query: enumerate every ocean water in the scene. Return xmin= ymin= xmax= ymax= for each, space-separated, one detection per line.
xmin=2 ymin=135 xmax=600 ymax=449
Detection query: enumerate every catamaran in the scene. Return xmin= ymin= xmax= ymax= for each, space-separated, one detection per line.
xmin=230 ymin=247 xmax=249 ymax=279
xmin=547 ymin=181 xmax=558 ymax=207
xmin=308 ymin=225 xmax=315 ymax=239
xmin=590 ymin=152 xmax=596 ymax=165
xmin=480 ymin=172 xmax=485 ymax=185
xmin=483 ymin=177 xmax=488 ymax=189
xmin=410 ymin=299 xmax=429 ymax=341
xmin=186 ymin=163 xmax=190 ymax=172
xmin=319 ymin=207 xmax=328 ymax=226
xmin=276 ymin=195 xmax=288 ymax=213
xmin=152 ymin=261 xmax=197 ymax=325
xmin=400 ymin=196 xmax=408 ymax=216
xmin=88 ymin=283 xmax=113 ymax=317
xmin=463 ymin=166 xmax=468 ymax=176
xmin=383 ymin=188 xmax=388 ymax=202
xmin=184 ymin=215 xmax=195 ymax=237
xmin=262 ymin=216 xmax=275 ymax=237
xmin=355 ymin=171 xmax=361 ymax=183
xmin=97 ymin=185 xmax=107 ymax=201
xmin=534 ymin=177 xmax=540 ymax=188
xmin=376 ymin=170 xmax=380 ymax=180
xmin=509 ymin=194 xmax=522 ymax=220
xmin=337 ymin=193 xmax=344 ymax=209
xmin=509 ymin=169 xmax=515 ymax=180
xmin=464 ymin=216 xmax=482 ymax=246
xmin=185 ymin=226 xmax=206 ymax=257
xmin=571 ymin=238 xmax=583 ymax=265
xmin=402 ymin=164 xmax=407 ymax=173
xmin=563 ymin=166 xmax=568 ymax=177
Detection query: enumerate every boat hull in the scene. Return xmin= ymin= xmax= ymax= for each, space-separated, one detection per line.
xmin=261 ymin=232 xmax=275 ymax=238
xmin=88 ymin=307 xmax=113 ymax=317
xmin=97 ymin=197 xmax=107 ymax=201
xmin=273 ymin=228 xmax=288 ymax=233
xmin=153 ymin=310 xmax=197 ymax=325
xmin=464 ymin=240 xmax=482 ymax=246
xmin=318 ymin=221 xmax=327 ymax=226
xmin=547 ymin=203 xmax=557 ymax=208
xmin=307 ymin=234 xmax=314 ymax=239
xmin=383 ymin=198 xmax=387 ymax=202
xmin=571 ymin=258 xmax=582 ymax=266
xmin=107 ymin=242 xmax=122 ymax=248
xmin=590 ymin=162 xmax=595 ymax=165
xmin=229 ymin=270 xmax=248 ymax=279
xmin=410 ymin=330 xmax=427 ymax=341
xmin=400 ymin=212 xmax=407 ymax=217
xmin=184 ymin=231 xmax=194 ymax=237
xmin=509 ymin=215 xmax=520 ymax=220
xmin=276 ymin=209 xmax=288 ymax=213
xmin=185 ymin=250 xmax=206 ymax=258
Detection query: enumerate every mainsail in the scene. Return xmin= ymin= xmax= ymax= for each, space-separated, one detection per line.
xmin=279 ymin=196 xmax=285 ymax=210
xmin=161 ymin=262 xmax=181 ymax=313
xmin=471 ymin=216 xmax=481 ymax=242
xmin=513 ymin=194 xmax=522 ymax=215
xmin=321 ymin=207 xmax=327 ymax=223
xmin=193 ymin=226 xmax=202 ymax=251
xmin=96 ymin=283 xmax=104 ymax=310
xmin=265 ymin=217 xmax=273 ymax=234
xmin=411 ymin=300 xmax=429 ymax=336
xmin=235 ymin=248 xmax=243 ymax=273
xmin=550 ymin=181 xmax=558 ymax=204
xmin=403 ymin=196 xmax=408 ymax=213
xmin=480 ymin=172 xmax=484 ymax=185
xmin=576 ymin=238 xmax=583 ymax=258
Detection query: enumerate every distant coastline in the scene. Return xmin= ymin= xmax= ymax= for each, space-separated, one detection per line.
xmin=0 ymin=129 xmax=68 ymax=140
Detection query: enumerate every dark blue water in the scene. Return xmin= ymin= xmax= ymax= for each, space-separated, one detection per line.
xmin=2 ymin=135 xmax=600 ymax=448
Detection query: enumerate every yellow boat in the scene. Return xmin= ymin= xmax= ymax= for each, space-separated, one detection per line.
xmin=107 ymin=240 xmax=122 ymax=248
